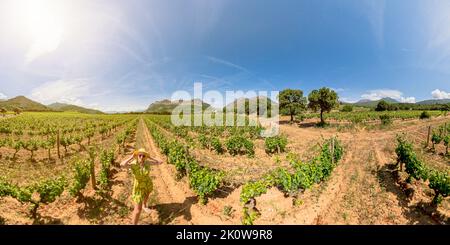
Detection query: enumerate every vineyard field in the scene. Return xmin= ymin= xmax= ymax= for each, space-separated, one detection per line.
xmin=0 ymin=112 xmax=449 ymax=224
xmin=300 ymin=110 xmax=447 ymax=124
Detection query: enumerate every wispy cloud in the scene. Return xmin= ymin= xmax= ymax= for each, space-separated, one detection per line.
xmin=361 ymin=0 xmax=385 ymax=47
xmin=0 ymin=92 xmax=7 ymax=100
xmin=30 ymin=78 xmax=93 ymax=106
xmin=205 ymin=56 xmax=278 ymax=91
xmin=360 ymin=89 xmax=416 ymax=103
xmin=421 ymin=1 xmax=450 ymax=73
xmin=330 ymin=87 xmax=345 ymax=92
xmin=431 ymin=89 xmax=450 ymax=99
xmin=206 ymin=56 xmax=249 ymax=73
xmin=340 ymin=97 xmax=358 ymax=103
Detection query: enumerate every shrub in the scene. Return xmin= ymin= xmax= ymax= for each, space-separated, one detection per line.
xmin=419 ymin=111 xmax=431 ymax=119
xmin=225 ymin=135 xmax=255 ymax=157
xmin=167 ymin=142 xmax=189 ymax=175
xmin=240 ymin=137 xmax=344 ymax=224
xmin=375 ymin=101 xmax=389 ymax=111
xmin=188 ymin=163 xmax=224 ymax=205
xmin=99 ymin=149 xmax=115 ymax=189
xmin=428 ymin=170 xmax=450 ymax=205
xmin=431 ymin=132 xmax=442 ymax=151
xmin=264 ymin=135 xmax=288 ymax=154
xmin=341 ymin=105 xmax=353 ymax=112
xmin=380 ymin=114 xmax=392 ymax=125
xmin=4 ymin=177 xmax=67 ymax=218
xmin=69 ymin=160 xmax=91 ymax=197
xmin=296 ymin=114 xmax=306 ymax=122
xmin=198 ymin=134 xmax=209 ymax=149
xmin=210 ymin=137 xmax=223 ymax=154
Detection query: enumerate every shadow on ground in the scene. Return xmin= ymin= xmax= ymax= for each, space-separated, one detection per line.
xmin=76 ymin=193 xmax=129 ymax=223
xmin=376 ymin=163 xmax=446 ymax=225
xmin=150 ymin=196 xmax=197 ymax=224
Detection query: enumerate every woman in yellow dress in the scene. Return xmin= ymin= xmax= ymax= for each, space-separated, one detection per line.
xmin=120 ymin=148 xmax=162 ymax=224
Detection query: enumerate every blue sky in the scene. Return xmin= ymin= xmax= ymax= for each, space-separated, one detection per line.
xmin=0 ymin=0 xmax=450 ymax=111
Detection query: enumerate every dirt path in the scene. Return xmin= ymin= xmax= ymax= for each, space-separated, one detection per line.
xmin=275 ymin=117 xmax=450 ymax=224
xmin=137 ymin=116 xmax=449 ymax=225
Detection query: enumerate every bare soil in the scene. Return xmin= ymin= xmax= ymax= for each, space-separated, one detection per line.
xmin=0 ymin=116 xmax=448 ymax=224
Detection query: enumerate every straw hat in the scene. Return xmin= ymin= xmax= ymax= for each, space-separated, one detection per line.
xmin=133 ymin=148 xmax=150 ymax=158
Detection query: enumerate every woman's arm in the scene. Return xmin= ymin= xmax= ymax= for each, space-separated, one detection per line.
xmin=120 ymin=154 xmax=135 ymax=167
xmin=148 ymin=156 xmax=163 ymax=165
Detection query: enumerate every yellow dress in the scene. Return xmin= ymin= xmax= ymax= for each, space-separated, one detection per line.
xmin=130 ymin=161 xmax=153 ymax=204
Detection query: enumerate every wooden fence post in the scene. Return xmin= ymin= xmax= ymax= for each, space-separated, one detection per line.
xmin=57 ymin=129 xmax=61 ymax=159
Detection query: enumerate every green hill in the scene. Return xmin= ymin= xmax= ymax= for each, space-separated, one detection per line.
xmin=47 ymin=103 xmax=104 ymax=114
xmin=416 ymin=99 xmax=450 ymax=105
xmin=146 ymin=99 xmax=211 ymax=114
xmin=0 ymin=96 xmax=51 ymax=111
xmin=352 ymin=97 xmax=400 ymax=107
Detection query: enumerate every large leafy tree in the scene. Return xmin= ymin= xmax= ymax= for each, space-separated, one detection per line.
xmin=308 ymin=87 xmax=339 ymax=125
xmin=278 ymin=89 xmax=307 ymax=122
xmin=13 ymin=107 xmax=21 ymax=115
xmin=375 ymin=100 xmax=389 ymax=111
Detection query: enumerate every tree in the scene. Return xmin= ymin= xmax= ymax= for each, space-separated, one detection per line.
xmin=278 ymin=89 xmax=307 ymax=122
xmin=0 ymin=107 xmax=6 ymax=117
xmin=443 ymin=103 xmax=450 ymax=112
xmin=388 ymin=104 xmax=399 ymax=111
xmin=308 ymin=87 xmax=339 ymax=125
xmin=375 ymin=101 xmax=389 ymax=111
xmin=341 ymin=104 xmax=353 ymax=112
xmin=13 ymin=107 xmax=21 ymax=115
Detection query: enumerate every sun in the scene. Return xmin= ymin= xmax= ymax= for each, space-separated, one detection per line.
xmin=12 ymin=0 xmax=68 ymax=63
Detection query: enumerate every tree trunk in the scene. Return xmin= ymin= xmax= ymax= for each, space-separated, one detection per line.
xmin=30 ymin=203 xmax=39 ymax=220
xmin=290 ymin=113 xmax=293 ymax=122
xmin=320 ymin=110 xmax=324 ymax=124
xmin=91 ymin=161 xmax=97 ymax=190
xmin=432 ymin=192 xmax=441 ymax=206
xmin=57 ymin=130 xmax=60 ymax=159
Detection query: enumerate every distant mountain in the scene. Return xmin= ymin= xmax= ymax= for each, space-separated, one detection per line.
xmin=223 ymin=96 xmax=278 ymax=114
xmin=47 ymin=102 xmax=104 ymax=114
xmin=0 ymin=96 xmax=51 ymax=111
xmin=105 ymin=110 xmax=145 ymax=114
xmin=146 ymin=99 xmax=211 ymax=114
xmin=416 ymin=99 xmax=450 ymax=105
xmin=353 ymin=97 xmax=400 ymax=107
